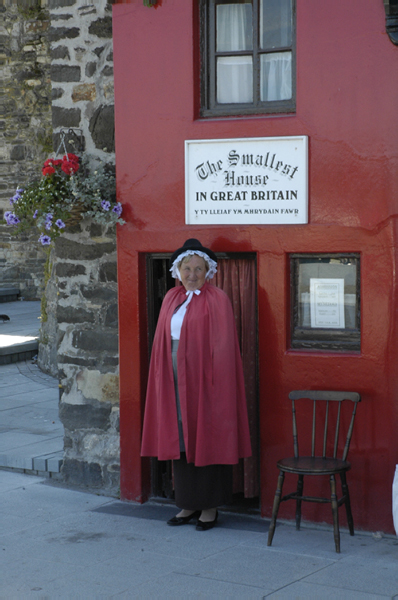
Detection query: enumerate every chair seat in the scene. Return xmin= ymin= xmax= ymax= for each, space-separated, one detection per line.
xmin=277 ymin=456 xmax=351 ymax=475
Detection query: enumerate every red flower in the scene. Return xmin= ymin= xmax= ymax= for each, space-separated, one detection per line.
xmin=61 ymin=160 xmax=79 ymax=175
xmin=64 ymin=153 xmax=80 ymax=164
xmin=53 ymin=159 xmax=63 ymax=167
xmin=42 ymin=166 xmax=56 ymax=176
xmin=43 ymin=159 xmax=55 ymax=168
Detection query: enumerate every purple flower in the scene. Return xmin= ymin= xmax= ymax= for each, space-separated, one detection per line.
xmin=9 ymin=188 xmax=23 ymax=205
xmin=39 ymin=234 xmax=51 ymax=246
xmin=45 ymin=221 xmax=52 ymax=231
xmin=33 ymin=210 xmax=38 ymax=219
xmin=55 ymin=219 xmax=65 ymax=229
xmin=101 ymin=200 xmax=111 ymax=211
xmin=112 ymin=202 xmax=123 ymax=217
xmin=45 ymin=213 xmax=53 ymax=223
xmin=4 ymin=212 xmax=20 ymax=226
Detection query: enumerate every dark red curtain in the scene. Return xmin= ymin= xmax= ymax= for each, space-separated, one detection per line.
xmin=212 ymin=258 xmax=258 ymax=499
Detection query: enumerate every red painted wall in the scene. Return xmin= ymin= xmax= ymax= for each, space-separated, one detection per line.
xmin=113 ymin=0 xmax=398 ymax=532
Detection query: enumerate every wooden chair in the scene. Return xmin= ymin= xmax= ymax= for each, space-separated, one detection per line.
xmin=267 ymin=390 xmax=361 ymax=553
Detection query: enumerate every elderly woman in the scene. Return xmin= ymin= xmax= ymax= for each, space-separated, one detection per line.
xmin=141 ymin=239 xmax=251 ymax=530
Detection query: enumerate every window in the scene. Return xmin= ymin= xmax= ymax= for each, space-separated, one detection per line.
xmin=200 ymin=0 xmax=295 ymax=117
xmin=290 ymin=254 xmax=361 ymax=352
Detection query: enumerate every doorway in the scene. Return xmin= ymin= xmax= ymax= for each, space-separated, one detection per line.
xmin=146 ymin=253 xmax=259 ymax=507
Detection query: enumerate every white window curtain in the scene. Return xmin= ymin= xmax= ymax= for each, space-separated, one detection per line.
xmin=260 ymin=51 xmax=292 ymax=101
xmin=216 ymin=3 xmax=253 ymax=103
xmin=217 ymin=56 xmax=253 ymax=103
xmin=216 ymin=4 xmax=253 ymax=51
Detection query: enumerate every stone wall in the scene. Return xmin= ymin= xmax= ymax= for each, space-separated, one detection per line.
xmin=49 ymin=0 xmax=115 ymax=160
xmin=0 ymin=2 xmax=52 ymax=216
xmin=39 ymin=218 xmax=119 ymax=493
xmin=2 ymin=0 xmax=121 ymax=494
xmin=1 ymin=0 xmax=115 ymax=297
xmin=0 ymin=2 xmax=51 ymax=297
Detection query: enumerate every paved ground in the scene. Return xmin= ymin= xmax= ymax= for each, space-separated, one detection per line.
xmin=0 ymin=299 xmax=41 ymax=342
xmin=1 ymin=300 xmax=397 ymax=598
xmin=0 ymin=301 xmax=63 ymax=475
xmin=0 ymin=300 xmax=41 ymax=363
xmin=1 ymin=470 xmax=398 ymax=599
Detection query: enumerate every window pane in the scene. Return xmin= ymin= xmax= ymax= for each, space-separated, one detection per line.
xmin=291 ymin=255 xmax=360 ymax=352
xmin=216 ymin=3 xmax=253 ymax=52
xmin=260 ymin=51 xmax=291 ymax=101
xmin=217 ymin=56 xmax=253 ymax=103
xmin=260 ymin=0 xmax=292 ymax=49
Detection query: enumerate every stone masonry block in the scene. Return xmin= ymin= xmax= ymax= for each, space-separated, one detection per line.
xmin=59 ymin=401 xmax=112 ymax=431
xmin=55 ymin=263 xmax=86 ymax=278
xmin=56 ymin=305 xmax=95 ymax=324
xmin=72 ymin=329 xmax=118 ymax=353
xmin=62 ymin=458 xmax=103 ymax=488
xmin=55 ymin=237 xmax=115 ymax=261
xmin=57 ymin=354 xmax=99 ymax=368
xmin=99 ymin=261 xmax=117 ymax=282
xmin=48 ymin=27 xmax=79 ymax=43
xmin=51 ymin=64 xmax=81 ymax=82
xmin=88 ymin=17 xmax=112 ymax=39
xmin=76 ymin=370 xmax=119 ymax=404
xmin=10 ymin=145 xmax=26 ymax=161
xmin=80 ymin=284 xmax=117 ymax=302
xmin=101 ymin=65 xmax=113 ymax=77
xmin=89 ymin=104 xmax=114 ymax=152
xmin=104 ymin=303 xmax=118 ymax=328
xmin=48 ymin=0 xmax=76 ymax=7
xmin=52 ymin=88 xmax=64 ymax=100
xmin=52 ymin=106 xmax=81 ymax=128
xmin=85 ymin=62 xmax=97 ymax=77
xmin=72 ymin=83 xmax=96 ymax=102
xmin=51 ymin=45 xmax=70 ymax=60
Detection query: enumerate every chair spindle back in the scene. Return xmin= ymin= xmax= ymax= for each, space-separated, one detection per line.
xmin=289 ymin=391 xmax=361 ymax=460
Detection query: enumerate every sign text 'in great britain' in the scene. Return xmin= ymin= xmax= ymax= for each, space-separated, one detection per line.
xmin=185 ymin=136 xmax=308 ymax=225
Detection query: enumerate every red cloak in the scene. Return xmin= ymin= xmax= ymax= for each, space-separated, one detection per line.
xmin=141 ymin=282 xmax=252 ymax=466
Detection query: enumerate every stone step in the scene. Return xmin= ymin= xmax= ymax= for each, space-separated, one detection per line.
xmin=0 ymin=299 xmax=40 ymax=364
xmin=0 ymin=339 xmax=39 ymax=365
xmin=0 ymin=450 xmax=63 ymax=478
xmin=0 ymin=287 xmax=20 ymax=303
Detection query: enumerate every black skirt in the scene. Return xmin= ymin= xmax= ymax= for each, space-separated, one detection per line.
xmin=173 ymin=453 xmax=233 ymax=510
xmin=171 ymin=339 xmax=233 ymax=510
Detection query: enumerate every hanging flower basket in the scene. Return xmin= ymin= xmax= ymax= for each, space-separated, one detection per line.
xmin=4 ymin=152 xmax=124 ymax=246
xmin=63 ymin=201 xmax=86 ymax=228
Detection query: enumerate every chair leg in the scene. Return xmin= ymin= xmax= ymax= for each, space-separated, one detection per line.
xmin=340 ymin=472 xmax=354 ymax=536
xmin=295 ymin=474 xmax=304 ymax=530
xmin=267 ymin=470 xmax=285 ymax=546
xmin=329 ymin=474 xmax=340 ymax=553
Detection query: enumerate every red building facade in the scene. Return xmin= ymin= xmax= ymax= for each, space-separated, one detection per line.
xmin=113 ymin=0 xmax=398 ymax=533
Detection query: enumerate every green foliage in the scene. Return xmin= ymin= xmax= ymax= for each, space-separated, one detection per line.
xmin=40 ymin=248 xmax=52 ymax=324
xmin=17 ymin=2 xmax=48 ymax=20
xmin=4 ymin=153 xmax=124 ymax=247
xmin=37 ymin=131 xmax=53 ymax=155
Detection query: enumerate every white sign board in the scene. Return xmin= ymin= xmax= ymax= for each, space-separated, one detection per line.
xmin=310 ymin=278 xmax=345 ymax=329
xmin=185 ymin=136 xmax=308 ymax=225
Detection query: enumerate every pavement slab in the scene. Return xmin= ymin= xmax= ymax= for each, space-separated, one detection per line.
xmin=1 ymin=472 xmax=397 ymax=599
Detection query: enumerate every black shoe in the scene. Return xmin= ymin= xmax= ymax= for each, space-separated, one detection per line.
xmin=196 ymin=510 xmax=218 ymax=531
xmin=167 ymin=510 xmax=201 ymax=526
